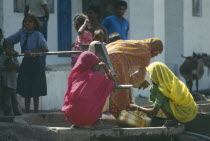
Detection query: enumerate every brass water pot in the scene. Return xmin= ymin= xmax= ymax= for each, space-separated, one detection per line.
xmin=117 ymin=110 xmax=151 ymax=127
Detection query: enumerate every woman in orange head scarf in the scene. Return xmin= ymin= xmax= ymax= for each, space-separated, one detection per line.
xmin=106 ymin=38 xmax=163 ymax=118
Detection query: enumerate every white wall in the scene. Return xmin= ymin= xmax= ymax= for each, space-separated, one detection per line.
xmin=184 ymin=0 xmax=210 ymax=55
xmin=0 ymin=0 xmax=3 ymax=29
xmin=3 ymin=1 xmax=23 ymax=47
xmin=152 ymin=0 xmax=165 ymax=63
xmin=184 ymin=0 xmax=210 ymax=90
xmin=164 ymin=0 xmax=184 ymax=76
xmin=40 ymin=70 xmax=70 ymax=110
xmin=129 ymin=0 xmax=154 ymax=40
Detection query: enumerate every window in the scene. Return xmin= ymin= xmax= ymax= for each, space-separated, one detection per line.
xmin=14 ymin=0 xmax=54 ymax=13
xmin=14 ymin=0 xmax=26 ymax=13
xmin=192 ymin=0 xmax=202 ymax=17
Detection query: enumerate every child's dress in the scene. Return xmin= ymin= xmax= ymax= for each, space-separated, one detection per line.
xmin=6 ymin=29 xmax=48 ymax=98
xmin=71 ymin=30 xmax=92 ymax=67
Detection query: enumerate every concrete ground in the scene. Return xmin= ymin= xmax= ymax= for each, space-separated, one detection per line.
xmin=0 ymin=96 xmax=210 ymax=141
xmin=0 ymin=122 xmax=36 ymax=141
xmin=0 ymin=97 xmax=151 ymax=141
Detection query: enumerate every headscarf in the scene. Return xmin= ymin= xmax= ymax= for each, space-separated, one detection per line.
xmin=146 ymin=62 xmax=198 ymax=123
xmin=106 ymin=38 xmax=163 ymax=86
xmin=143 ymin=38 xmax=163 ymax=56
xmin=62 ymin=51 xmax=114 ymax=126
xmin=106 ymin=39 xmax=163 ymax=117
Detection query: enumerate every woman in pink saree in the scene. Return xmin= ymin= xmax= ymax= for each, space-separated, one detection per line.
xmin=62 ymin=51 xmax=114 ymax=126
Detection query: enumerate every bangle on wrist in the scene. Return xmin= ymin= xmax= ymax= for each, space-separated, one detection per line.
xmin=106 ymin=70 xmax=111 ymax=76
xmin=81 ymin=24 xmax=86 ymax=29
xmin=137 ymin=106 xmax=140 ymax=111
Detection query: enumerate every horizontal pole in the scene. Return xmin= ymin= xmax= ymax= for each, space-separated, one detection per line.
xmin=115 ymin=85 xmax=133 ymax=89
xmin=18 ymin=51 xmax=82 ymax=56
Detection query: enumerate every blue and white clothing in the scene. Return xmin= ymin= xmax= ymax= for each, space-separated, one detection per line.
xmin=6 ymin=29 xmax=48 ymax=52
xmin=6 ymin=29 xmax=48 ymax=98
xmin=102 ymin=15 xmax=129 ymax=40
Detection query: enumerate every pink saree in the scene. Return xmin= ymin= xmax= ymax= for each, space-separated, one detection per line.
xmin=62 ymin=51 xmax=114 ymax=126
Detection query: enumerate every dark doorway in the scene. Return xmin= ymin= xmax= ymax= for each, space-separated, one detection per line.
xmin=82 ymin=0 xmax=120 ymax=22
xmin=57 ymin=0 xmax=72 ymax=54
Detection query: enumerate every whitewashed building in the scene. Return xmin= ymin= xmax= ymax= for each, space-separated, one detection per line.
xmin=0 ymin=0 xmax=209 ymax=110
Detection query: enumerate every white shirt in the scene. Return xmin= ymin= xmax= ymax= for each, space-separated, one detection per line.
xmin=26 ymin=0 xmax=48 ymax=17
xmin=0 ymin=37 xmax=4 ymax=46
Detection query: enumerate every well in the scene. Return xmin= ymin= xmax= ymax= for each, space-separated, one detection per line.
xmin=12 ymin=103 xmax=210 ymax=141
xmin=13 ymin=112 xmax=185 ymax=141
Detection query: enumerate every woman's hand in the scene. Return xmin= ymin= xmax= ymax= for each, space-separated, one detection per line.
xmin=126 ymin=104 xmax=140 ymax=111
xmin=24 ymin=51 xmax=31 ymax=57
xmin=98 ymin=62 xmax=105 ymax=66
xmin=139 ymin=80 xmax=150 ymax=90
xmin=9 ymin=50 xmax=18 ymax=57
xmin=84 ymin=19 xmax=91 ymax=28
xmin=5 ymin=47 xmax=18 ymax=57
xmin=91 ymin=64 xmax=100 ymax=71
xmin=84 ymin=19 xmax=90 ymax=26
xmin=91 ymin=62 xmax=106 ymax=71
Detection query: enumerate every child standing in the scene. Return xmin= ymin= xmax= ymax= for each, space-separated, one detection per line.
xmin=6 ymin=14 xmax=48 ymax=113
xmin=89 ymin=29 xmax=106 ymax=63
xmin=0 ymin=29 xmax=21 ymax=116
xmin=71 ymin=14 xmax=92 ymax=67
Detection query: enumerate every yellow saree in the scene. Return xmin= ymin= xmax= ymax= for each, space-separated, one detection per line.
xmin=146 ymin=62 xmax=198 ymax=123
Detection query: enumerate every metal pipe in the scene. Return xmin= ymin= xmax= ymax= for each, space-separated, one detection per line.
xmin=17 ymin=51 xmax=82 ymax=56
xmin=115 ymin=85 xmax=135 ymax=104
xmin=115 ymin=85 xmax=133 ymax=89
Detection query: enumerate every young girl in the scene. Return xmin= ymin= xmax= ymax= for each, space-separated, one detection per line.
xmin=71 ymin=14 xmax=92 ymax=67
xmin=6 ymin=14 xmax=48 ymax=113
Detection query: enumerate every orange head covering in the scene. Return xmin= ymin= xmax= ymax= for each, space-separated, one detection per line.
xmin=143 ymin=38 xmax=163 ymax=57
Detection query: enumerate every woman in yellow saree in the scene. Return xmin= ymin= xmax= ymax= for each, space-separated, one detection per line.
xmin=106 ymin=38 xmax=163 ymax=117
xmin=127 ymin=62 xmax=198 ymax=123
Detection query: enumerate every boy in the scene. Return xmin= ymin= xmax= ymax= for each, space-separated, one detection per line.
xmin=0 ymin=29 xmax=21 ymax=116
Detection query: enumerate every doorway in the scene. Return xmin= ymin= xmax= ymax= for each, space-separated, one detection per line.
xmin=57 ymin=0 xmax=72 ymax=53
